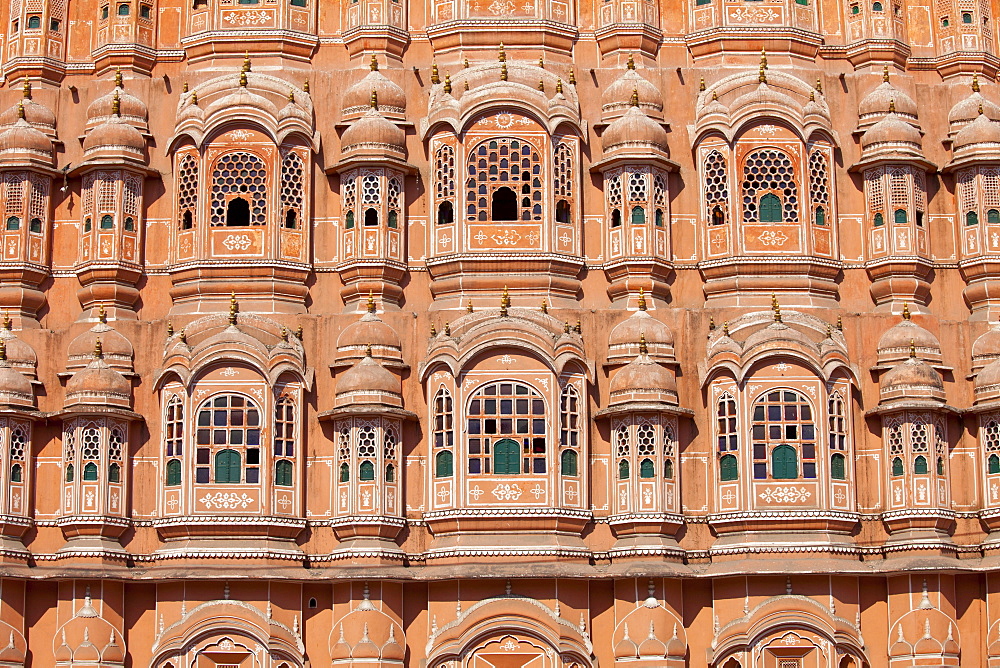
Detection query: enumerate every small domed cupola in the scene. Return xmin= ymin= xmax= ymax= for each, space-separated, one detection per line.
xmin=879 ymin=342 xmax=946 ymax=404
xmin=66 ymin=307 xmax=134 ymax=374
xmin=342 ymin=55 xmax=406 ymax=122
xmin=340 ymin=90 xmax=406 ymax=160
xmin=874 ymin=304 xmax=945 ymax=370
xmin=0 ymin=103 xmax=54 ymax=169
xmin=606 ymin=292 xmax=675 ymax=365
xmin=335 ymin=294 xmax=404 ymax=368
xmin=601 ymin=90 xmax=669 ymax=154
xmin=607 ymin=336 xmax=678 ymax=406
xmin=64 ymin=339 xmax=132 ymax=410
xmin=0 ymin=340 xmax=33 ymax=410
xmin=335 ymin=346 xmax=402 ymax=408
xmin=857 ymin=65 xmax=919 ymax=131
xmin=84 ymin=68 xmax=149 ymax=134
xmin=0 ymin=80 xmax=56 ymax=138
xmin=601 ymin=54 xmax=663 ymax=122
xmin=81 ymin=91 xmax=148 ymax=168
xmin=948 ymin=74 xmax=1000 ymax=139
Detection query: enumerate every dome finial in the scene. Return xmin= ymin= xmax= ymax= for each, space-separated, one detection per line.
xmin=239 ymin=70 xmax=248 ymax=88
xmin=464 ymin=57 xmax=470 ymax=68
xmin=540 ymin=299 xmax=547 ymax=313
xmin=722 ymin=321 xmax=730 ymax=336
xmin=883 ymin=64 xmax=890 ymax=83
xmin=98 ymin=304 xmax=107 ymax=324
xmin=758 ymin=64 xmax=767 ymax=85
xmin=760 ymin=47 xmax=768 ymax=70
xmin=112 ymin=90 xmax=121 ymax=116
xmin=444 ymin=322 xmax=451 ymax=336
xmin=637 ymin=287 xmax=647 ymax=311
xmin=973 ymin=72 xmax=981 ymax=92
xmin=500 ymin=285 xmax=510 ymax=317
xmin=94 ymin=337 xmax=104 ymax=360
xmin=167 ymin=321 xmax=174 ymax=337
xmin=902 ymin=302 xmax=911 ymax=320
xmin=115 ymin=66 xmax=123 ymax=89
xmin=556 ymin=78 xmax=563 ymax=94
xmin=430 ymin=322 xmax=437 ymax=336
xmin=568 ymin=69 xmax=576 ymax=85
xmin=16 ymin=103 xmax=24 ymax=121
xmin=630 ymin=88 xmax=639 ymax=107
xmin=537 ymin=77 xmax=545 ymax=92
xmin=190 ymin=90 xmax=198 ymax=105
xmin=538 ymin=55 xmax=545 ymax=68
xmin=980 ymin=101 xmax=985 ymax=116
xmin=370 ymin=54 xmax=379 ymax=71
xmin=228 ymin=291 xmax=239 ymax=325
xmin=815 ymin=77 xmax=823 ymax=93
xmin=367 ymin=290 xmax=376 ymax=313
xmin=909 ymin=338 xmax=916 ymax=358
xmin=709 ymin=316 xmax=716 ymax=331
xmin=699 ymin=77 xmax=705 ymax=92
xmin=21 ymin=78 xmax=31 ymax=100
xmin=365 ymin=342 xmax=373 ymax=357
xmin=627 ymin=53 xmax=635 ymax=70
xmin=771 ymin=293 xmax=782 ymax=322
xmin=431 ymin=63 xmax=440 ymax=85
xmin=837 ymin=314 xmax=843 ymax=330
xmin=295 ymin=325 xmax=303 ymax=340
xmin=2 ymin=312 xmax=10 ymax=331
xmin=182 ymin=81 xmax=189 ymax=93
xmin=444 ymin=74 xmax=452 ymax=94
xmin=498 ymin=42 xmax=506 ymax=63
xmin=370 ymin=89 xmax=378 ymax=109
xmin=500 ymin=61 xmax=508 ymax=81
xmin=242 ymin=50 xmax=251 ymax=73
xmin=179 ymin=328 xmax=186 ymax=344
xmin=288 ymin=88 xmax=295 ymax=103
xmin=303 ymin=80 xmax=310 ymax=93
xmin=889 ymin=98 xmax=896 ymax=113
xmin=467 ymin=300 xmax=474 ymax=313
xmin=639 ymin=333 xmax=648 ymax=355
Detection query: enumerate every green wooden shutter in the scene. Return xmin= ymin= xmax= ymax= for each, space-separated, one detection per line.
xmin=914 ymin=455 xmax=928 ymax=474
xmin=990 ymin=454 xmax=1000 ymax=474
xmin=560 ymin=450 xmax=578 ymax=476
xmin=639 ymin=458 xmax=655 ymax=479
xmin=216 ymin=449 xmax=240 ymax=483
xmin=494 ymin=439 xmax=520 ymax=475
xmin=894 ymin=209 xmax=907 ymax=225
xmin=759 ymin=194 xmax=782 ymax=222
xmin=831 ymin=453 xmax=846 ymax=480
xmin=83 ymin=462 xmax=98 ymax=481
xmin=360 ymin=461 xmax=375 ymax=481
xmin=720 ymin=455 xmax=738 ymax=481
xmin=166 ymin=459 xmax=181 ymax=486
xmin=631 ymin=206 xmax=646 ymax=225
xmin=340 ymin=463 xmax=349 ymax=482
xmin=618 ymin=459 xmax=630 ymax=480
xmin=892 ymin=456 xmax=904 ymax=476
xmin=771 ymin=445 xmax=798 ymax=479
xmin=435 ymin=451 xmax=453 ymax=478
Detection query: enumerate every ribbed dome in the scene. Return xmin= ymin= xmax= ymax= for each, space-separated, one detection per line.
xmin=861 ymin=112 xmax=922 ymax=148
xmin=336 ymin=309 xmax=403 ymax=364
xmin=859 ymin=80 xmax=918 ymax=119
xmin=602 ymin=105 xmax=668 ymax=153
xmin=341 ymin=106 xmax=405 ymax=153
xmin=0 ymin=117 xmax=52 ymax=156
xmin=602 ymin=61 xmax=663 ymax=118
xmin=65 ymin=349 xmax=132 ymax=409
xmin=609 ymin=352 xmax=677 ymax=405
xmin=0 ymin=97 xmax=56 ymax=131
xmin=343 ymin=65 xmax=406 ymax=115
xmin=973 ymin=326 xmax=1000 ymax=365
xmin=86 ymin=76 xmax=148 ymax=127
xmin=83 ymin=115 xmax=146 ymax=157
xmin=0 ymin=327 xmax=37 ymax=370
xmin=877 ymin=314 xmax=941 ymax=366
xmin=204 ymin=80 xmax=279 ymax=120
xmin=607 ymin=309 xmax=675 ymax=364
xmin=880 ymin=356 xmax=944 ymax=400
xmin=0 ymin=345 xmax=33 ymax=408
xmin=954 ymin=112 xmax=1000 ymax=149
xmin=68 ymin=320 xmax=133 ymax=372
xmin=730 ymin=83 xmax=799 ymax=118
xmin=742 ymin=320 xmax=813 ymax=353
xmin=336 ymin=353 xmax=401 ymax=406
xmin=949 ymin=90 xmax=1000 ymax=125
xmin=976 ymin=358 xmax=1000 ymax=392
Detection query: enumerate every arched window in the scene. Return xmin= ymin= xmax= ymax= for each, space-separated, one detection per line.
xmin=815 ymin=207 xmax=826 ymax=226
xmin=109 ymin=463 xmax=121 ymax=483
xmin=211 ymin=152 xmax=267 ymax=226
xmin=717 ymin=393 xmax=738 ymax=453
xmin=123 ymin=217 xmax=133 ymax=232
xmin=84 ymin=462 xmax=99 ymax=481
xmin=279 ymin=151 xmax=304 ymax=230
xmin=989 ymin=209 xmax=1000 ymax=225
xmin=639 ymin=458 xmax=655 ymax=478
xmin=284 ymin=210 xmax=297 ymax=229
xmin=118 ymin=3 xmax=131 ymax=15
xmin=10 ymin=463 xmax=21 ymax=483
xmin=963 ymin=11 xmax=973 ymax=22
xmin=561 ymin=450 xmax=578 ymax=476
xmin=467 ymin=381 xmax=546 ymax=475
xmin=611 ymin=209 xmax=622 ymax=227
xmin=339 ymin=462 xmax=349 ymax=482
xmin=873 ymin=0 xmax=883 ymax=9
xmin=831 ymin=453 xmax=846 ymax=480
xmin=751 ymin=390 xmax=816 ymax=480
xmin=81 ymin=427 xmax=101 ymax=481
xmin=720 ymin=454 xmax=739 ymax=481
xmin=215 ymin=449 xmax=241 ymax=483
xmin=742 ymin=149 xmax=797 ymax=223
xmin=771 ymin=444 xmax=798 ymax=479
xmin=345 ymin=211 xmax=355 ymax=229
xmin=914 ymin=454 xmax=928 ymax=474
xmin=140 ymin=3 xmax=152 ymax=17
xmin=275 ymin=459 xmax=293 ymax=486
xmin=556 ymin=200 xmax=571 ymax=224
xmin=618 ymin=459 xmax=630 ymax=480
xmin=655 ymin=209 xmax=664 ymax=227
xmin=26 ymin=15 xmax=40 ymax=28
xmin=364 ymin=207 xmax=379 ymax=227
xmin=85 ymin=218 xmax=93 ymax=232
xmin=165 ymin=395 xmax=184 ymax=460
xmin=437 ymin=201 xmax=454 ymax=226
xmin=891 ymin=455 xmax=904 ymax=476
xmin=937 ymin=456 xmax=945 ymax=475
xmin=274 ymin=397 xmax=295 ymax=458
xmin=704 ymin=150 xmax=729 ymax=224
xmin=66 ymin=464 xmax=74 ymax=482
xmin=435 ymin=451 xmax=453 ymax=477
xmin=5 ymin=217 xmax=19 ymax=231
xmin=809 ymin=150 xmax=831 ymax=226
xmin=967 ymin=211 xmax=980 ymax=226
xmin=385 ymin=463 xmax=395 ymax=482
xmin=359 ymin=460 xmax=375 ymax=481
xmin=758 ymin=194 xmax=783 ymax=222
xmin=182 ymin=211 xmax=193 ymax=230
xmin=560 ymin=383 xmax=581 ymax=477
xmin=226 ymin=198 xmax=251 ymax=227
xmin=615 ymin=426 xmax=630 ymax=480
xmin=631 ymin=206 xmax=646 ymax=225
xmin=466 ymin=138 xmax=543 ymax=223
xmin=664 ymin=457 xmax=674 ymax=479
xmin=990 ymin=453 xmax=1000 ymax=474
xmin=100 ymin=214 xmax=114 ymax=229
xmin=196 ymin=394 xmax=260 ymax=484
xmin=711 ymin=205 xmax=725 ymax=226
xmin=166 ymin=459 xmax=181 ymax=486
xmin=874 ymin=213 xmax=884 ymax=227
xmin=894 ymin=209 xmax=907 ymax=225
xmin=829 ymin=392 xmax=848 ymax=455
xmin=985 ymin=420 xmax=1000 ymax=476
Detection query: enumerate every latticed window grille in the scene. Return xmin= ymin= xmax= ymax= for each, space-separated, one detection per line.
xmin=467 ymin=381 xmax=546 ymax=475
xmin=210 ymin=152 xmax=267 ymax=226
xmin=435 ymin=145 xmax=455 ymax=199
xmin=808 ymin=150 xmax=830 ymax=224
xmin=559 ymin=383 xmax=580 ymax=476
xmin=741 ymin=149 xmax=798 ymax=222
xmin=615 ymin=425 xmax=631 ymax=479
xmin=465 ymin=137 xmax=543 ymax=222
xmin=704 ymin=151 xmax=729 ymax=224
xmin=279 ymin=152 xmax=304 ymax=228
xmin=274 ymin=396 xmax=295 ymax=457
xmin=751 ymin=390 xmax=816 ymax=480
xmin=433 ymin=388 xmax=454 ymax=478
xmin=177 ymin=155 xmax=198 ymax=228
xmin=553 ymin=142 xmax=574 ymax=198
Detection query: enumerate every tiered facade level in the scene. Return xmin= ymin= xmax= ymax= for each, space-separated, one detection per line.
xmin=4 ymin=0 xmax=1000 ymax=666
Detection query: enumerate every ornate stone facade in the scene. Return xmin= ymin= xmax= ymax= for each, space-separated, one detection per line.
xmin=0 ymin=0 xmax=999 ymax=666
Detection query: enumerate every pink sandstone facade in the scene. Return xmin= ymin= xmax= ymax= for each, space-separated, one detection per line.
xmin=3 ymin=0 xmax=1000 ymax=665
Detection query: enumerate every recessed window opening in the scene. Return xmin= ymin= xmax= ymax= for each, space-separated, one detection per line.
xmin=491 ymin=187 xmax=518 ymax=221
xmin=226 ymin=197 xmax=251 ymax=227
xmin=364 ymin=208 xmax=379 ymax=227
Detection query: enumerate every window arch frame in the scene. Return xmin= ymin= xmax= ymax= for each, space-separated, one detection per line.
xmin=750 ymin=388 xmax=817 ymax=482
xmin=465 ymin=380 xmax=548 ymax=476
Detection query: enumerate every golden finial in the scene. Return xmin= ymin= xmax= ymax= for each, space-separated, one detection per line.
xmin=638 ymin=333 xmax=648 ymax=355
xmin=627 ymin=53 xmax=636 ymax=70
xmin=500 ymin=61 xmax=508 ymax=81
xmin=370 ymin=54 xmax=379 ymax=71
xmin=464 ymin=57 xmax=470 ymax=68
xmin=190 ymin=90 xmax=198 ymax=105
xmin=909 ymin=338 xmax=916 ymax=358
xmin=467 ymin=300 xmax=474 ymax=313
xmin=242 ymin=50 xmax=251 ymax=73
xmin=564 ymin=321 xmax=571 ymax=333
xmin=239 ymin=70 xmax=248 ymax=88
xmin=370 ymin=89 xmax=379 ymax=109
xmin=444 ymin=74 xmax=452 ymax=94
xmin=771 ymin=293 xmax=781 ymax=322
xmin=367 ymin=291 xmax=376 ymax=314
xmin=815 ymin=77 xmax=823 ymax=93
xmin=758 ymin=64 xmax=767 ymax=85
xmin=295 ymin=325 xmax=303 ymax=340
xmin=179 ymin=329 xmax=187 ymax=344
xmin=431 ymin=63 xmax=440 ymax=85
xmin=94 ymin=337 xmax=104 ymax=360
xmin=464 ymin=80 xmax=470 ymax=91
xmin=902 ymin=302 xmax=911 ymax=320
xmin=973 ymin=72 xmax=981 ymax=92
xmin=630 ymin=88 xmax=639 ymax=107
xmin=540 ymin=299 xmax=547 ymax=314
xmin=430 ymin=322 xmax=437 ymax=336
xmin=228 ymin=291 xmax=238 ymax=326
xmin=498 ymin=42 xmax=506 ymax=63
xmin=538 ymin=55 xmax=544 ymax=69
xmin=303 ymin=80 xmax=310 ymax=93
xmin=182 ymin=81 xmax=189 ymax=93
xmin=365 ymin=342 xmax=373 ymax=357
xmin=98 ymin=304 xmax=107 ymax=323
xmin=882 ymin=64 xmax=890 ymax=83
xmin=112 ymin=91 xmax=121 ymax=116
xmin=980 ymin=102 xmax=985 ymax=116
xmin=167 ymin=321 xmax=174 ymax=337
xmin=723 ymin=321 xmax=730 ymax=336
xmin=712 ymin=90 xmax=718 ymax=101
xmin=574 ymin=320 xmax=582 ymax=334
xmin=115 ymin=67 xmax=123 ymax=89
xmin=2 ymin=312 xmax=10 ymax=331
xmin=568 ymin=69 xmax=576 ymax=85
xmin=699 ymin=78 xmax=706 ymax=92
xmin=638 ymin=287 xmax=647 ymax=311
xmin=827 ymin=323 xmax=833 ymax=339
xmin=444 ymin=322 xmax=451 ymax=336
xmin=500 ymin=285 xmax=510 ymax=317
xmin=538 ymin=78 xmax=545 ymax=91
xmin=810 ymin=90 xmax=815 ymax=102
xmin=837 ymin=314 xmax=843 ymax=331
xmin=21 ymin=78 xmax=30 ymax=100
xmin=16 ymin=103 xmax=24 ymax=121
xmin=760 ymin=47 xmax=769 ymax=71
xmin=280 ymin=326 xmax=288 ymax=341
xmin=709 ymin=316 xmax=716 ymax=330
xmin=0 ymin=339 xmax=7 ymax=363
xmin=888 ymin=98 xmax=896 ymax=113
xmin=556 ymin=78 xmax=563 ymax=94
xmin=288 ymin=88 xmax=295 ymax=103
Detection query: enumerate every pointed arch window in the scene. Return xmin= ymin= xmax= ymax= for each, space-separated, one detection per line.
xmin=742 ymin=149 xmax=797 ymax=223
xmin=433 ymin=387 xmax=454 ymax=478
xmin=466 ymin=381 xmax=546 ymax=475
xmin=751 ymin=390 xmax=816 ymax=480
xmin=196 ymin=394 xmax=260 ymax=484
xmin=559 ymin=383 xmax=581 ymax=478
xmin=210 ymin=152 xmax=267 ymax=227
xmin=704 ymin=150 xmax=729 ymax=225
